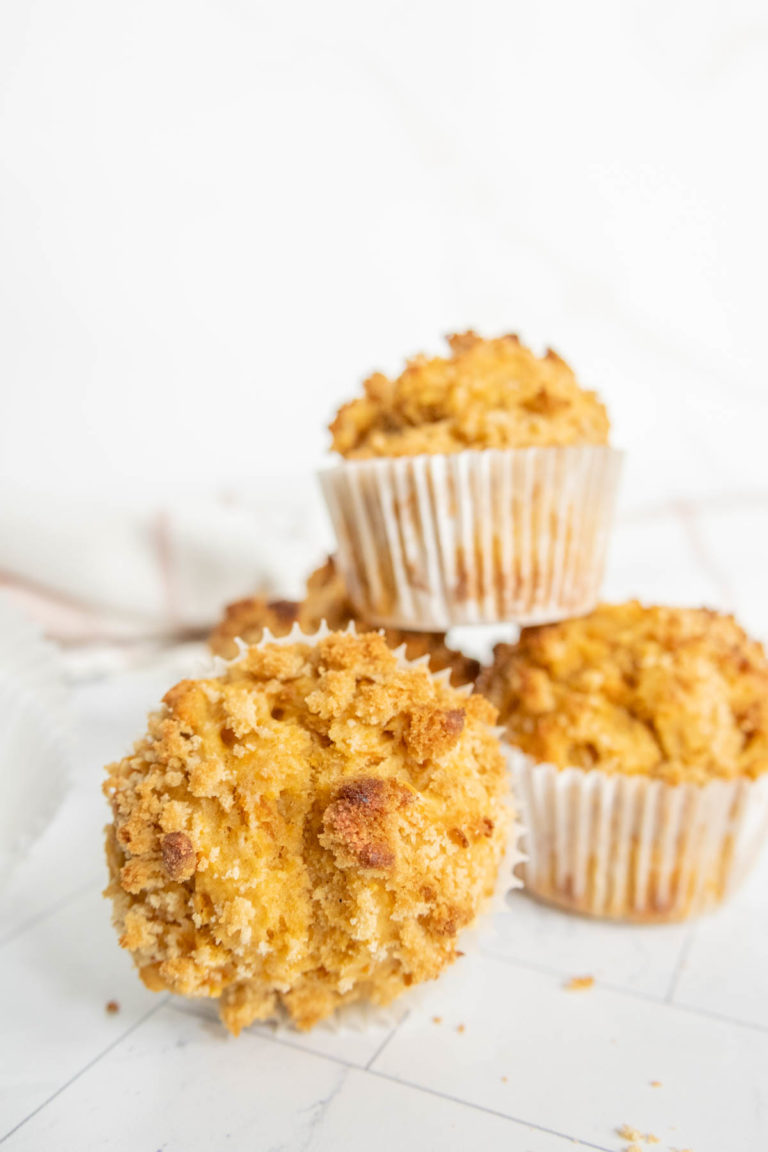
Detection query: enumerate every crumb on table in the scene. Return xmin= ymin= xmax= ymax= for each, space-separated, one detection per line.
xmin=105 ymin=1000 xmax=120 ymax=1014
xmin=618 ymin=1131 xmax=642 ymax=1145
xmin=617 ymin=1125 xmax=662 ymax=1149
xmin=650 ymin=1080 xmax=662 ymax=1088
xmin=456 ymin=1023 xmax=465 ymax=1034
xmin=564 ymin=975 xmax=595 ymax=991
xmin=432 ymin=1016 xmax=442 ymax=1025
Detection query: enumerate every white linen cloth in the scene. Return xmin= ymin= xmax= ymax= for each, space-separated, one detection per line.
xmin=0 ymin=481 xmax=331 ymax=646
xmin=0 ymin=595 xmax=72 ymax=880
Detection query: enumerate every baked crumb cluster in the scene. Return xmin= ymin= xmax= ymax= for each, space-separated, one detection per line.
xmin=105 ymin=631 xmax=510 ymax=1032
xmin=209 ymin=556 xmax=480 ymax=688
xmin=478 ymin=602 xmax=768 ymax=785
xmin=330 ymin=331 xmax=610 ymax=459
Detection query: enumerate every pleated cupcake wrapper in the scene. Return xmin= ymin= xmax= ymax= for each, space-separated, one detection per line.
xmin=0 ymin=596 xmax=73 ymax=882
xmin=202 ymin=620 xmax=521 ymax=1031
xmin=508 ymin=747 xmax=768 ymax=922
xmin=320 ymin=445 xmax=623 ymax=630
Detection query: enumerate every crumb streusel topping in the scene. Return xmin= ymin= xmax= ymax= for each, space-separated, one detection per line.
xmin=105 ymin=631 xmax=510 ymax=1033
xmin=478 ymin=602 xmax=768 ymax=785
xmin=330 ymin=331 xmax=610 ymax=459
xmin=209 ymin=556 xmax=480 ymax=688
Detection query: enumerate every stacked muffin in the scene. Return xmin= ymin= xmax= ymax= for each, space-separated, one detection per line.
xmin=480 ymin=603 xmax=768 ymax=921
xmin=319 ymin=330 xmax=768 ymax=923
xmin=103 ymin=329 xmax=768 ymax=1035
xmin=322 ymin=332 xmax=621 ymax=627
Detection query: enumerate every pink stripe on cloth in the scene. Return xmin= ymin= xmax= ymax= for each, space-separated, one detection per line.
xmin=0 ymin=575 xmax=179 ymax=645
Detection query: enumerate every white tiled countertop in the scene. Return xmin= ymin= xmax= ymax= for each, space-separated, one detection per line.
xmin=2 ymin=494 xmax=768 ymax=1152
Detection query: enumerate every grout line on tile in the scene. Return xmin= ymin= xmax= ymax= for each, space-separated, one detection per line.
xmin=164 ymin=951 xmax=768 ymax=1037
xmin=477 ymin=946 xmax=667 ymax=1006
xmin=0 ymin=996 xmax=170 ymax=1145
xmin=165 ymin=998 xmax=218 ymax=1022
xmin=251 ymin=1032 xmax=361 ymax=1073
xmin=665 ymin=926 xmax=697 ymax=1004
xmin=0 ymin=875 xmax=99 ymax=950
xmin=364 ymin=1010 xmax=410 ymax=1070
xmin=663 ymin=995 xmax=768 ymax=1034
xmin=366 ymin=1068 xmax=614 ymax=1152
xmin=482 ymin=943 xmax=768 ymax=1034
xmin=171 ymin=1000 xmax=611 ymax=1150
xmin=245 ymin=1027 xmax=370 ymax=1073
xmin=165 ymin=1001 xmax=368 ymax=1072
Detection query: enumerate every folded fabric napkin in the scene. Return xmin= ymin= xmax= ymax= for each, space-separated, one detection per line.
xmin=0 ymin=481 xmax=331 ymax=647
xmin=0 ymin=595 xmax=72 ymax=879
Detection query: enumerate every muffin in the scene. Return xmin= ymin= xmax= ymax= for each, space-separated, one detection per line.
xmin=478 ymin=602 xmax=768 ymax=922
xmin=321 ymin=331 xmax=622 ymax=629
xmin=104 ymin=629 xmax=511 ymax=1032
xmin=210 ymin=555 xmax=480 ymax=688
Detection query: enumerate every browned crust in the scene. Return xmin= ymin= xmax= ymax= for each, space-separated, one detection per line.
xmin=407 ymin=706 xmax=467 ymax=762
xmin=104 ymin=630 xmax=510 ymax=1033
xmin=329 ymin=331 xmax=610 ymax=458
xmin=479 ymin=601 xmax=768 ymax=785
xmin=321 ymin=777 xmax=414 ymax=870
xmin=161 ymin=832 xmax=196 ymax=881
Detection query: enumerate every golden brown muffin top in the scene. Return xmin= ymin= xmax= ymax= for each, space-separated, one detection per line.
xmin=105 ymin=630 xmax=509 ymax=1033
xmin=209 ymin=556 xmax=480 ymax=688
xmin=330 ymin=331 xmax=610 ymax=459
xmin=477 ymin=602 xmax=768 ymax=785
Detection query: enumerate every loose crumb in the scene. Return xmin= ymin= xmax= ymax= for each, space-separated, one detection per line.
xmin=616 ymin=1125 xmax=661 ymax=1149
xmin=501 ymin=1075 xmax=508 ymax=1083
xmin=650 ymin=1080 xmax=662 ymax=1088
xmin=617 ymin=1127 xmax=643 ymax=1143
xmin=564 ymin=975 xmax=595 ymax=991
xmin=432 ymin=1016 xmax=442 ymax=1025
xmin=105 ymin=1000 xmax=120 ymax=1014
xmin=456 ymin=1023 xmax=465 ymax=1034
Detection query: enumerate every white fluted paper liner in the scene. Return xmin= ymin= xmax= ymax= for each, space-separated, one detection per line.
xmin=507 ymin=746 xmax=768 ymax=922
xmin=166 ymin=621 xmax=521 ymax=1032
xmin=320 ymin=445 xmax=623 ymax=630
xmin=0 ymin=595 xmax=72 ymax=881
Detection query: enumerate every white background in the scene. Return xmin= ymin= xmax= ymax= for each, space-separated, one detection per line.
xmin=1 ymin=0 xmax=767 ymax=509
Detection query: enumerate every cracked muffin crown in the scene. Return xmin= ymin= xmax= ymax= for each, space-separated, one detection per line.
xmin=479 ymin=601 xmax=768 ymax=785
xmin=104 ymin=629 xmax=511 ymax=1033
xmin=330 ymin=331 xmax=610 ymax=459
